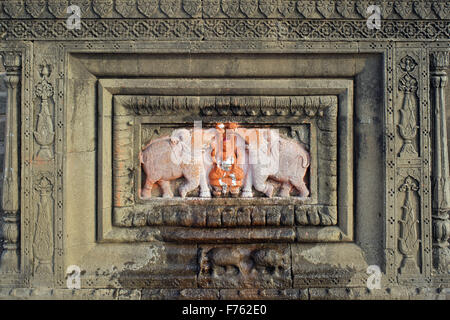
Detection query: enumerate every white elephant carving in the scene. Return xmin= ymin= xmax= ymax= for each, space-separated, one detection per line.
xmin=140 ymin=128 xmax=212 ymax=199
xmin=238 ymin=128 xmax=310 ymax=198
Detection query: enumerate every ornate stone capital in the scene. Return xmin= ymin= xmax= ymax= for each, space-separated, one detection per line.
xmin=430 ymin=51 xmax=449 ymax=73
xmin=1 ymin=52 xmax=21 ymax=73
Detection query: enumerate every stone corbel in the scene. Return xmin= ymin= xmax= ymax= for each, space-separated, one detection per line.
xmin=0 ymin=52 xmax=21 ymax=273
xmin=430 ymin=50 xmax=450 ymax=274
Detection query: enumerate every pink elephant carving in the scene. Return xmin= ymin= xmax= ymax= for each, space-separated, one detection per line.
xmin=238 ymin=129 xmax=310 ymax=198
xmin=140 ymin=128 xmax=211 ymax=199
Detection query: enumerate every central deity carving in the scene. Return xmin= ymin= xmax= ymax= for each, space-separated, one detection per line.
xmin=209 ymin=123 xmax=245 ymax=197
xmin=139 ymin=122 xmax=310 ymax=199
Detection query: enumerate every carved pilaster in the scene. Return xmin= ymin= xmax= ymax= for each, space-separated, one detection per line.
xmin=430 ymin=50 xmax=450 ymax=274
xmin=0 ymin=52 xmax=21 ymax=273
xmin=33 ymin=173 xmax=54 ymax=275
xmin=34 ymin=63 xmax=54 ymax=161
xmin=398 ymin=55 xmax=419 ymax=158
xmin=398 ymin=175 xmax=420 ymax=274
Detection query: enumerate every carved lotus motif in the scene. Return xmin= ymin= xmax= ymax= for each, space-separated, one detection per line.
xmin=258 ymin=0 xmax=278 ymax=18
xmin=413 ymin=1 xmax=432 ymax=19
xmin=70 ymin=0 xmax=91 ymax=15
xmin=182 ymin=0 xmax=201 ymax=18
xmin=378 ymin=0 xmax=394 ymax=18
xmin=278 ymin=0 xmax=296 ymax=17
xmin=203 ymin=0 xmax=220 ymax=17
xmin=137 ymin=0 xmax=158 ymax=17
xmin=25 ymin=0 xmax=45 ymax=18
xmin=3 ymin=0 xmax=24 ymax=18
xmin=221 ymin=0 xmax=241 ymax=18
xmin=48 ymin=0 xmax=69 ymax=18
xmin=93 ymin=0 xmax=114 ymax=17
xmin=430 ymin=51 xmax=449 ymax=72
xmin=160 ymin=0 xmax=179 ymax=17
xmin=399 ymin=73 xmax=418 ymax=93
xmin=240 ymin=0 xmax=259 ymax=18
xmin=336 ymin=0 xmax=354 ymax=18
xmin=394 ymin=1 xmax=413 ymax=19
xmin=355 ymin=0 xmax=371 ymax=18
xmin=399 ymin=55 xmax=417 ymax=73
xmin=116 ymin=0 xmax=136 ymax=18
xmin=432 ymin=2 xmax=450 ymax=19
xmin=316 ymin=0 xmax=335 ymax=18
xmin=296 ymin=0 xmax=316 ymax=18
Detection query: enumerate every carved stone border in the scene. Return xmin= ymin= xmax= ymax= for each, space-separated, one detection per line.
xmin=96 ymin=77 xmax=353 ymax=244
xmin=0 ymin=0 xmax=448 ymax=20
xmin=0 ymin=18 xmax=449 ymax=41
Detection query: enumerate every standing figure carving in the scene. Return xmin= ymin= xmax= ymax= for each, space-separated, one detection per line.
xmin=209 ymin=123 xmax=245 ymax=197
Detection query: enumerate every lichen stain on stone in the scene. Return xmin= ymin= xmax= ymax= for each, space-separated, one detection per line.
xmin=122 ymin=246 xmax=163 ymax=271
xmin=300 ymin=245 xmax=368 ymax=271
xmin=300 ymin=246 xmax=326 ymax=265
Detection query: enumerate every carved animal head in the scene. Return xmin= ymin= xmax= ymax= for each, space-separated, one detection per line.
xmin=170 ymin=129 xmax=192 ymax=165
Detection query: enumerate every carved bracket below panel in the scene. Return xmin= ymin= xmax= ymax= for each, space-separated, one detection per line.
xmin=114 ymin=203 xmax=337 ymax=228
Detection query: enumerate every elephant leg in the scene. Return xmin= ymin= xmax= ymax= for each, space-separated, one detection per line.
xmin=141 ymin=178 xmax=155 ymax=199
xmin=158 ymin=180 xmax=173 ymax=198
xmin=241 ymin=168 xmax=253 ymax=198
xmin=253 ymin=173 xmax=274 ymax=198
xmin=279 ymin=181 xmax=292 ymax=197
xmin=290 ymin=177 xmax=309 ymax=198
xmin=198 ymin=167 xmax=211 ymax=198
xmin=179 ymin=172 xmax=200 ymax=198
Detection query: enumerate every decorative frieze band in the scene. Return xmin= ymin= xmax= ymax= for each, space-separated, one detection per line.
xmin=125 ymin=95 xmax=336 ymax=117
xmin=0 ymin=18 xmax=449 ymax=41
xmin=114 ymin=204 xmax=336 ymax=228
xmin=0 ymin=0 xmax=448 ymax=20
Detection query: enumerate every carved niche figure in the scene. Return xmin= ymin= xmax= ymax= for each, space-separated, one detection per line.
xmin=209 ymin=123 xmax=245 ymax=197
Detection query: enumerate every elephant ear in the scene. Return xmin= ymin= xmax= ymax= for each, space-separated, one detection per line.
xmin=170 ymin=129 xmax=192 ymax=165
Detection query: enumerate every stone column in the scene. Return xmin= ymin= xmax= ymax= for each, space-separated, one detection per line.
xmin=0 ymin=52 xmax=21 ymax=273
xmin=430 ymin=50 xmax=450 ymax=274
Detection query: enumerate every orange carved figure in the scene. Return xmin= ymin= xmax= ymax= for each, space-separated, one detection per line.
xmin=209 ymin=123 xmax=245 ymax=197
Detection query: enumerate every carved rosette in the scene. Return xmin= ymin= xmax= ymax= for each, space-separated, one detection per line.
xmin=397 ymin=55 xmax=419 ymax=159
xmin=0 ymin=52 xmax=21 ymax=274
xmin=34 ymin=63 xmax=55 ymax=161
xmin=430 ymin=50 xmax=450 ymax=274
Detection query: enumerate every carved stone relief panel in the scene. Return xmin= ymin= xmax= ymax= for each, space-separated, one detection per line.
xmin=108 ymin=93 xmax=342 ymax=241
xmin=0 ymin=1 xmax=448 ymax=297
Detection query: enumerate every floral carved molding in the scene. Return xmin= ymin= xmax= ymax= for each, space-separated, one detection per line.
xmin=0 ymin=0 xmax=448 ymax=19
xmin=0 ymin=1 xmax=448 ymax=40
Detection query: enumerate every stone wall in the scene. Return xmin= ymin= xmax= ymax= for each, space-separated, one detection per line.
xmin=0 ymin=0 xmax=449 ymax=300
xmin=0 ymin=69 xmax=5 ymax=258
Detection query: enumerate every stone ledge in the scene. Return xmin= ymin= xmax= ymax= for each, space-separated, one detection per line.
xmin=0 ymin=287 xmax=448 ymax=300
